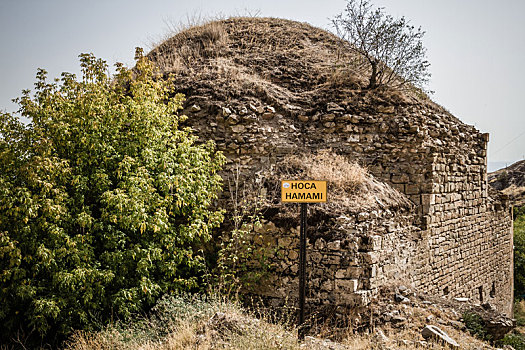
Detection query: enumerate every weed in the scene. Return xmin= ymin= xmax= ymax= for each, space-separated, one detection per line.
xmin=462 ymin=311 xmax=491 ymax=341
xmin=497 ymin=333 xmax=525 ymax=350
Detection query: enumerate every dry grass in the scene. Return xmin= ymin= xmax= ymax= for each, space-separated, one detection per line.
xmin=145 ymin=17 xmax=447 ymax=119
xmin=149 ymin=20 xmax=229 ymax=74
xmin=146 ymin=17 xmax=370 ymax=110
xmin=278 ymin=149 xmax=412 ymax=213
xmin=287 ymin=149 xmax=367 ymax=194
xmin=63 ymin=294 xmax=301 ymax=350
xmin=62 ymin=291 xmax=506 ymax=350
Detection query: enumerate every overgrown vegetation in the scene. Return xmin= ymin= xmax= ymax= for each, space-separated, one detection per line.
xmin=0 ymin=49 xmax=224 ymax=346
xmin=462 ymin=311 xmax=491 ymax=341
xmin=281 ymin=149 xmax=411 ymax=212
xmin=332 ymin=0 xmax=431 ymax=90
xmin=287 ymin=149 xmax=367 ymax=194
xmin=64 ymin=294 xmax=300 ymax=350
xmin=63 ymin=291 xmax=509 ymax=350
xmin=497 ymin=333 xmax=525 ymax=350
xmin=215 ymin=166 xmax=273 ymax=296
xmin=515 ymin=206 xmax=525 ymax=300
xmin=516 ymin=299 xmax=525 ymax=327
xmin=462 ymin=310 xmax=525 ymax=349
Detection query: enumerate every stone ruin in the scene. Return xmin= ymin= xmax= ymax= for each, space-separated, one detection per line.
xmin=147 ymin=17 xmax=514 ymax=317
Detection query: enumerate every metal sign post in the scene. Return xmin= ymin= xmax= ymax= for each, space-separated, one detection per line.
xmin=281 ymin=180 xmax=327 ymax=339
xmin=298 ymin=202 xmax=307 ymax=338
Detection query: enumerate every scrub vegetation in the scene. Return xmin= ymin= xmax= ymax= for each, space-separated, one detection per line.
xmin=0 ymin=50 xmax=224 ymax=347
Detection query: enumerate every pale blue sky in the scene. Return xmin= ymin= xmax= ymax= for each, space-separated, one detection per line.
xmin=1 ymin=0 xmax=524 ymax=170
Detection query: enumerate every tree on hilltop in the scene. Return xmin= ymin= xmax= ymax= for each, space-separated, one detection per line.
xmin=332 ymin=0 xmax=431 ymax=90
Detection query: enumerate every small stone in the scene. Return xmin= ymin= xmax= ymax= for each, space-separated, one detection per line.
xmin=327 ymin=240 xmax=341 ymax=250
xmin=231 ymin=125 xmax=245 ymax=133
xmin=377 ymin=105 xmax=395 ymax=114
xmin=222 ymin=107 xmax=232 ymax=116
xmin=315 ymin=238 xmax=326 ymax=250
xmin=391 ymin=315 xmax=407 ymax=324
xmin=335 ymin=279 xmax=358 ymax=293
xmin=239 ymin=106 xmax=248 ymax=115
xmin=326 ymin=102 xmax=344 ymax=112
xmin=394 ymin=293 xmax=408 ymax=303
xmin=335 ymin=269 xmax=346 ymax=279
xmin=190 ymin=104 xmax=201 ymax=112
xmin=347 ymin=135 xmax=359 ymax=143
xmin=454 ymin=297 xmax=469 ymax=302
xmin=298 ymin=115 xmax=309 ymax=122
xmin=227 ymin=114 xmax=239 ymax=124
xmin=373 ymin=329 xmax=389 ymax=344
xmin=262 ymin=112 xmax=274 ymax=120
xmin=421 ymin=325 xmax=459 ymax=349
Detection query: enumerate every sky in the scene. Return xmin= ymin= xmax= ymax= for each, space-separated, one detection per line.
xmin=0 ymin=0 xmax=524 ymax=171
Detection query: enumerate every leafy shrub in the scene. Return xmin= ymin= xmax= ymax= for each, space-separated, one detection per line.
xmin=515 ymin=206 xmax=525 ymax=299
xmin=515 ymin=299 xmax=525 ymax=326
xmin=462 ymin=311 xmax=491 ymax=341
xmin=497 ymin=333 xmax=525 ymax=350
xmin=0 ymin=49 xmax=224 ymax=345
xmin=216 ymin=167 xmax=274 ymax=296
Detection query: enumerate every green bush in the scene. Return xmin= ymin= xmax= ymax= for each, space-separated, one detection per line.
xmin=515 ymin=206 xmax=525 ymax=299
xmin=497 ymin=333 xmax=525 ymax=350
xmin=0 ymin=49 xmax=224 ymax=345
xmin=515 ymin=300 xmax=525 ymax=328
xmin=462 ymin=311 xmax=491 ymax=341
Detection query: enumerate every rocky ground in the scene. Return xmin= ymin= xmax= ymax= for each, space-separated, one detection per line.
xmin=64 ymin=287 xmax=521 ymax=350
xmin=345 ymin=285 xmax=517 ymax=349
xmin=489 ymin=160 xmax=525 ymax=207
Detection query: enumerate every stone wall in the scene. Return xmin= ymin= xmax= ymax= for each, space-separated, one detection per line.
xmin=412 ymin=144 xmax=514 ymax=315
xmin=249 ymin=207 xmax=420 ymax=315
xmin=182 ymin=98 xmax=513 ymax=316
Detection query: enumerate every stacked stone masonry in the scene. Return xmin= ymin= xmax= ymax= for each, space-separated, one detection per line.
xmin=148 ymin=17 xmax=513 ymax=317
xmin=180 ymin=99 xmax=513 ymax=316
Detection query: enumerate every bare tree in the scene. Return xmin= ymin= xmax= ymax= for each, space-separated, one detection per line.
xmin=332 ymin=0 xmax=431 ymax=90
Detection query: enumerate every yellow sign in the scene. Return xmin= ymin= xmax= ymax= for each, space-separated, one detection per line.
xmin=281 ymin=180 xmax=327 ymax=203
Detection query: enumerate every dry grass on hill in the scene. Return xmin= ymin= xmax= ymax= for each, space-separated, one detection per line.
xmin=62 ymin=291 xmax=508 ymax=350
xmin=147 ymin=17 xmax=435 ymax=114
xmin=64 ymin=294 xmax=301 ymax=350
xmin=488 ymin=160 xmax=525 ymax=206
xmin=278 ymin=149 xmax=412 ymax=213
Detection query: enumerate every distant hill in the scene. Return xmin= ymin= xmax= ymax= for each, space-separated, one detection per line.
xmin=488 ymin=159 xmax=525 ymax=207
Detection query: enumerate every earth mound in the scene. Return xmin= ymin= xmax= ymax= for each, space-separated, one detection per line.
xmin=489 ymin=160 xmax=525 ymax=206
